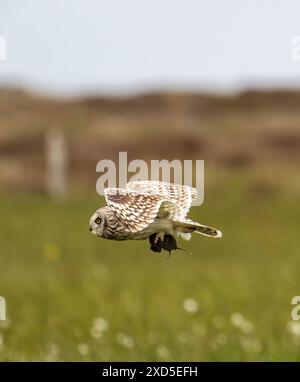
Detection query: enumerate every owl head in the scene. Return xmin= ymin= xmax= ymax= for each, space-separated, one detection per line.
xmin=89 ymin=207 xmax=108 ymax=236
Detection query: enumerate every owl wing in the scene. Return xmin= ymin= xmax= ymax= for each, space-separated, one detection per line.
xmin=126 ymin=181 xmax=197 ymax=221
xmin=104 ymin=181 xmax=197 ymax=234
xmin=104 ymin=187 xmax=166 ymax=233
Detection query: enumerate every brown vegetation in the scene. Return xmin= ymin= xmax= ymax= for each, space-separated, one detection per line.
xmin=0 ymin=88 xmax=299 ymax=192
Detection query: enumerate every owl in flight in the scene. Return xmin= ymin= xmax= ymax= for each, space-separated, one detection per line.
xmin=89 ymin=181 xmax=222 ymax=257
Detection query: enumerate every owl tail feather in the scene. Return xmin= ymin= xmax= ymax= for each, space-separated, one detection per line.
xmin=174 ymin=220 xmax=222 ymax=238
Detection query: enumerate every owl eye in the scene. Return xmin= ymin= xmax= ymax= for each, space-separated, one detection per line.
xmin=95 ymin=218 xmax=101 ymax=225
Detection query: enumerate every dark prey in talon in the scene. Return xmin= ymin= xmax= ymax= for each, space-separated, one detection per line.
xmin=149 ymin=233 xmax=162 ymax=253
xmin=149 ymin=234 xmax=179 ymax=259
xmin=162 ymin=234 xmax=178 ymax=259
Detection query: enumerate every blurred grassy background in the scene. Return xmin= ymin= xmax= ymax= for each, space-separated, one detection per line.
xmin=0 ymin=88 xmax=300 ymax=361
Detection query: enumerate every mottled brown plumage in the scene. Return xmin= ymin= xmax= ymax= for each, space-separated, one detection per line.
xmin=89 ymin=181 xmax=222 ymax=255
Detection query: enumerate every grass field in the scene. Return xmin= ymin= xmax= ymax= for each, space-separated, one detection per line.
xmin=0 ymin=171 xmax=300 ymax=361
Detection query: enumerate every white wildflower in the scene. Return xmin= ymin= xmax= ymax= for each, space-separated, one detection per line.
xmin=91 ymin=317 xmax=109 ymax=339
xmin=45 ymin=343 xmax=60 ymax=361
xmin=287 ymin=321 xmax=300 ymax=337
xmin=239 ymin=336 xmax=262 ymax=353
xmin=210 ymin=333 xmax=228 ymax=350
xmin=77 ymin=343 xmax=90 ymax=356
xmin=93 ymin=317 xmax=109 ymax=332
xmin=156 ymin=344 xmax=170 ymax=359
xmin=230 ymin=312 xmax=254 ymax=334
xmin=116 ymin=333 xmax=135 ymax=349
xmin=183 ymin=298 xmax=199 ymax=314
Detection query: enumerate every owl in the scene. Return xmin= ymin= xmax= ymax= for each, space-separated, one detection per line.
xmin=89 ymin=181 xmax=222 ymax=257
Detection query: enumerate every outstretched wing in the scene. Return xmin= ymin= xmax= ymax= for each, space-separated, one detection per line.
xmin=104 ymin=181 xmax=197 ymax=233
xmin=104 ymin=187 xmax=165 ymax=233
xmin=126 ymin=181 xmax=197 ymax=220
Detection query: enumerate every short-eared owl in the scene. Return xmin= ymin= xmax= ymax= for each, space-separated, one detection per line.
xmin=89 ymin=181 xmax=222 ymax=256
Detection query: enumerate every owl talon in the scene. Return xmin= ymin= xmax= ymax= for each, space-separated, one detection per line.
xmin=154 ymin=231 xmax=165 ymax=244
xmin=161 ymin=235 xmax=178 ymax=259
xmin=149 ymin=234 xmax=179 ymax=257
xmin=162 ymin=235 xmax=177 ymax=252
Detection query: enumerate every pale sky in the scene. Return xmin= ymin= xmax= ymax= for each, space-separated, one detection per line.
xmin=0 ymin=0 xmax=300 ymax=95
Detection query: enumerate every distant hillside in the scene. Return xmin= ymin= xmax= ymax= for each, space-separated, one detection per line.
xmin=0 ymin=88 xmax=299 ymax=192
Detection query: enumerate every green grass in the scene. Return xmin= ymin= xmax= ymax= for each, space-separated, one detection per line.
xmin=0 ymin=175 xmax=300 ymax=361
